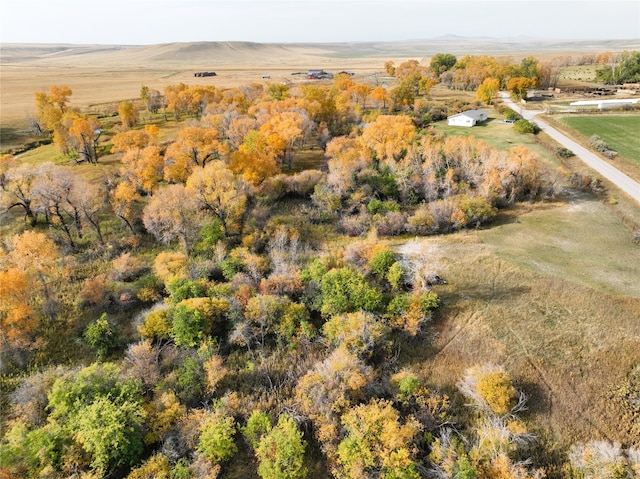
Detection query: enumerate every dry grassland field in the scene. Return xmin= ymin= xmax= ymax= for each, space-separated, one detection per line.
xmin=1 ymin=38 xmax=640 ymax=475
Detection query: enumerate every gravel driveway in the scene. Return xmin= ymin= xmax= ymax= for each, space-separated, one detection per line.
xmin=499 ymin=92 xmax=640 ymax=205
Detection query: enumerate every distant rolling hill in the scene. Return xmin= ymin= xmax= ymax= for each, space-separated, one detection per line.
xmin=2 ymin=38 xmax=638 ymax=68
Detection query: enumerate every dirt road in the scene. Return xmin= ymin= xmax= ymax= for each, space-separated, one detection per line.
xmin=500 ymin=92 xmax=640 ymax=205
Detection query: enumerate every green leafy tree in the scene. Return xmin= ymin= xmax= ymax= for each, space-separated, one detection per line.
xmin=84 ymin=313 xmax=118 ymax=360
xmin=368 ymin=248 xmax=396 ymax=277
xmin=320 ymin=267 xmax=384 ymax=317
xmin=513 ymin=119 xmax=536 ymax=134
xmin=241 ymin=410 xmax=273 ymax=449
xmin=454 ymin=454 xmax=478 ymax=479
xmin=47 ymin=363 xmax=142 ymax=424
xmin=176 ymin=356 xmax=205 ymax=406
xmin=74 ymin=396 xmax=146 ymax=474
xmin=170 ymin=302 xmax=208 ymax=347
xmin=0 ymin=421 xmax=61 ymax=478
xmin=197 ymin=411 xmax=238 ymax=465
xmin=255 ymin=414 xmax=307 ymax=479
xmin=429 ymin=53 xmax=457 ymax=78
xmin=596 ymin=51 xmax=640 ymax=84
xmin=519 ymin=56 xmax=539 ymax=80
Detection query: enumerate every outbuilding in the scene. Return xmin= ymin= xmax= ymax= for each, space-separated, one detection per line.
xmin=447 ymin=109 xmax=488 ymax=127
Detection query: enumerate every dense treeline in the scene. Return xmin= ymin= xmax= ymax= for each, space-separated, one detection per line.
xmin=1 ymin=52 xmax=638 ymax=479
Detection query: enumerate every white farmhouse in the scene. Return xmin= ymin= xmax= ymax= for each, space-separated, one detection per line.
xmin=447 ymin=109 xmax=488 ymax=127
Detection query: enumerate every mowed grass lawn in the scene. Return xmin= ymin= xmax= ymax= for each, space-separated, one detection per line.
xmin=433 ymin=116 xmax=558 ymax=164
xmin=558 ymin=114 xmax=640 ymax=165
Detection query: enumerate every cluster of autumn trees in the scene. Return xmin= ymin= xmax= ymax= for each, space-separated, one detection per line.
xmin=1 ymin=51 xmax=636 ymax=478
xmin=595 ymin=50 xmax=640 ymax=85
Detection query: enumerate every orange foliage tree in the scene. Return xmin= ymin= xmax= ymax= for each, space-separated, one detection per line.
xmin=230 ymin=130 xmax=280 ymax=185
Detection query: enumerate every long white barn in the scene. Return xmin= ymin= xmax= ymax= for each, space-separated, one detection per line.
xmin=570 ymin=98 xmax=639 ymax=109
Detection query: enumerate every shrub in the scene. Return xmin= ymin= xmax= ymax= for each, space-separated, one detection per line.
xmin=241 ymin=411 xmax=272 ymax=449
xmin=386 ymin=262 xmax=405 ymax=290
xmin=513 ymin=119 xmax=536 ymax=134
xmin=339 ymin=212 xmax=370 ymax=237
xmin=322 ymin=311 xmax=389 ymax=358
xmin=139 ymin=305 xmax=172 ymax=340
xmin=84 ymin=313 xmax=119 ymax=360
xmin=197 ymin=411 xmax=237 ymax=465
xmin=589 ymin=134 xmax=617 ymax=158
xmin=368 ymin=248 xmax=396 ymax=277
xmin=556 ymin=147 xmax=574 ymax=158
xmin=153 ymin=251 xmax=188 ymax=283
xmin=110 ymin=253 xmax=149 ymax=282
xmin=320 ymin=267 xmax=385 ymax=317
xmin=407 ymin=204 xmax=435 ymax=235
xmin=374 ymin=211 xmax=407 ymax=236
xmin=569 ymin=441 xmax=636 ymax=479
xmin=502 ymin=108 xmax=521 ymax=120
xmin=458 ymin=365 xmax=518 ymax=415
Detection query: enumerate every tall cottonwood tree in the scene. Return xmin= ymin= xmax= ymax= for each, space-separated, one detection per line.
xmin=230 ymin=130 xmax=280 ymax=185
xmin=68 ymin=113 xmax=102 ymax=163
xmin=185 ymin=160 xmax=248 ymax=236
xmin=258 ymin=111 xmax=305 ymax=169
xmin=120 ymin=145 xmax=164 ymax=193
xmin=361 ymin=115 xmax=416 ymax=165
xmin=143 ymin=184 xmax=202 ymax=254
xmin=0 ymin=230 xmax=60 ymax=347
xmin=163 ymin=126 xmax=229 ymax=183
xmin=34 ymin=85 xmax=72 ymax=133
xmin=475 ymin=77 xmax=500 ymax=105
xmin=31 ymin=164 xmax=82 ymax=247
xmin=0 ymin=162 xmax=41 ymax=226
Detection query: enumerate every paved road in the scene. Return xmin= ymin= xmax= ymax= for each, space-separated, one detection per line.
xmin=499 ymin=92 xmax=640 ymax=205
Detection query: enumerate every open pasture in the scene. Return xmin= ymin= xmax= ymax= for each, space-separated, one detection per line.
xmin=557 ymin=114 xmax=640 ymax=165
xmin=391 ymin=194 xmax=640 ymax=447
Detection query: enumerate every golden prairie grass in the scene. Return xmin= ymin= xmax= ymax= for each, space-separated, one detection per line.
xmin=391 ymin=196 xmax=640 ymax=447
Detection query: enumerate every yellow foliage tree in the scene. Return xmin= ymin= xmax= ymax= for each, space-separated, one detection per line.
xmin=110 ymin=180 xmax=142 ymax=233
xmin=118 ymin=101 xmax=139 ymax=130
xmin=361 ymin=115 xmax=416 ymax=165
xmin=230 ymin=130 xmax=280 ymax=185
xmin=475 ymin=77 xmax=501 ymax=105
xmin=120 ymin=145 xmax=164 ymax=193
xmin=111 ymin=130 xmax=155 ymax=152
xmin=185 ymin=161 xmax=247 ymax=235
xmin=336 ymin=399 xmax=421 ymax=479
xmin=0 ymin=267 xmax=36 ymax=348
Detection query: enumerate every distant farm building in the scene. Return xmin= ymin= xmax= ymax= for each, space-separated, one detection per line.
xmin=194 ymin=71 xmax=216 ymax=77
xmin=570 ymin=98 xmax=639 ymax=109
xmin=306 ymin=69 xmax=333 ymax=79
xmin=447 ymin=109 xmax=488 ymax=127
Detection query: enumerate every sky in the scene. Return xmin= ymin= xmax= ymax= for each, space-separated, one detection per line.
xmin=1 ymin=0 xmax=639 ymax=45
